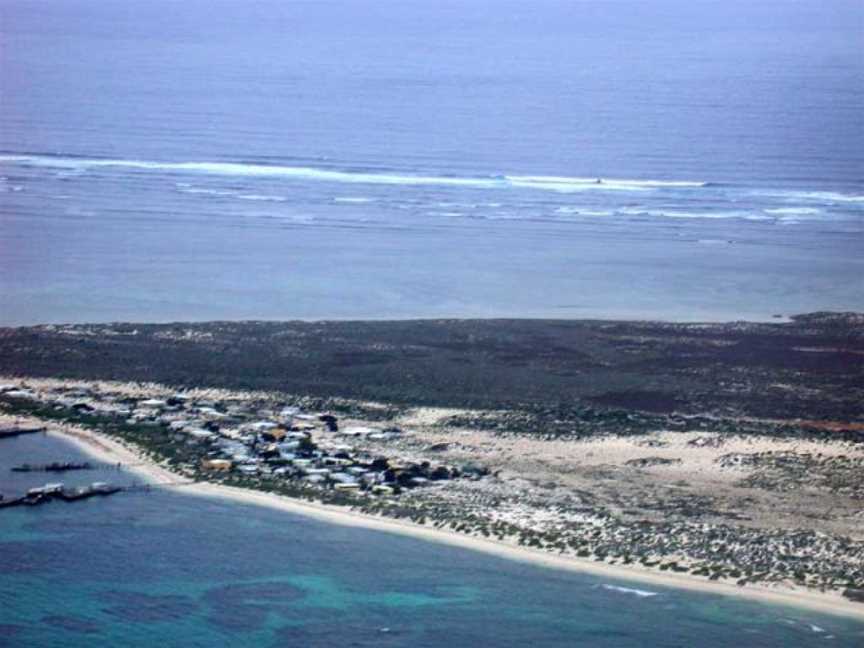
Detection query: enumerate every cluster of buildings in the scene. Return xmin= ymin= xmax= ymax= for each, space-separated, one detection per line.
xmin=1 ymin=383 xmax=476 ymax=497
xmin=194 ymin=408 xmax=467 ymax=495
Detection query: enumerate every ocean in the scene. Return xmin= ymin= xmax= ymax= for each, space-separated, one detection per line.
xmin=1 ymin=433 xmax=863 ymax=647
xmin=1 ymin=0 xmax=862 ymax=325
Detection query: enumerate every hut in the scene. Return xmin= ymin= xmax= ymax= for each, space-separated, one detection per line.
xmin=261 ymin=428 xmax=288 ymax=442
xmin=201 ymin=459 xmax=233 ymax=471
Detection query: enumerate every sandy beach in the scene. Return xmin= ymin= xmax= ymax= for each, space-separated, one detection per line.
xmin=17 ymin=414 xmax=860 ymax=621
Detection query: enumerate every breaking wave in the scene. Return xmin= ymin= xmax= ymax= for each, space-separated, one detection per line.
xmin=508 ymin=175 xmax=707 ymax=192
xmin=599 ymin=585 xmax=659 ymax=597
xmin=176 ymin=186 xmax=236 ymax=197
xmin=0 ymin=153 xmax=707 ymax=194
xmin=618 ymin=207 xmax=771 ymax=221
xmin=755 ymin=189 xmax=864 ymax=204
xmin=333 ymin=196 xmax=375 ymax=203
xmin=176 ymin=184 xmax=286 ymax=202
xmin=763 ymin=207 xmax=822 ymax=216
xmin=554 ymin=207 xmax=615 ymax=216
xmin=236 ymin=194 xmax=287 ymax=202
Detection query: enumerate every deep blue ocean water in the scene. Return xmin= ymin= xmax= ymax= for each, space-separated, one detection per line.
xmin=1 ymin=0 xmax=862 ymax=324
xmin=1 ymin=433 xmax=863 ymax=647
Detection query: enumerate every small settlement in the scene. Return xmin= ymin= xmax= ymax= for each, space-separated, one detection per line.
xmin=0 ymin=384 xmax=484 ymax=500
xmin=4 ymin=378 xmax=863 ymax=603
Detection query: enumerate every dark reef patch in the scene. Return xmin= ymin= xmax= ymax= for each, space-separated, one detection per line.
xmin=100 ymin=590 xmax=198 ymax=623
xmin=0 ymin=624 xmax=24 ymax=639
xmin=41 ymin=615 xmax=100 ymax=634
xmin=202 ymin=581 xmax=305 ymax=631
xmin=0 ymin=541 xmax=67 ymax=575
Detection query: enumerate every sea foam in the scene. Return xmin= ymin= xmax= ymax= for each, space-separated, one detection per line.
xmin=755 ymin=189 xmax=864 ymax=204
xmin=619 ymin=207 xmax=765 ymax=220
xmin=764 ymin=207 xmax=822 ymax=216
xmin=506 ymin=174 xmax=706 ymax=193
xmin=509 ymin=174 xmax=706 ymax=187
xmin=599 ymin=584 xmax=659 ymax=597
xmin=334 ymin=197 xmax=374 ymax=203
xmin=176 ymin=184 xmax=286 ymax=202
xmin=0 ymin=154 xmax=707 ymax=195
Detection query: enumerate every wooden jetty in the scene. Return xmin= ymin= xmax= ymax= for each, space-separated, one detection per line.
xmin=12 ymin=462 xmax=96 ymax=473
xmin=0 ymin=482 xmax=122 ymax=509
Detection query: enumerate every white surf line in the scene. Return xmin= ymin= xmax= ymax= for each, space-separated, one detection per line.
xmin=0 ymin=154 xmax=707 ymax=193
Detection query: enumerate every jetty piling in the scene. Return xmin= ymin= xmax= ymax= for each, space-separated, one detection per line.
xmin=12 ymin=461 xmax=96 ymax=473
xmin=0 ymin=482 xmax=123 ymax=509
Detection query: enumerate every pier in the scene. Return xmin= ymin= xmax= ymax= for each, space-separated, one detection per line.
xmin=9 ymin=461 xmax=137 ymax=473
xmin=12 ymin=461 xmax=96 ymax=473
xmin=0 ymin=479 xmax=190 ymax=510
xmin=0 ymin=482 xmax=123 ymax=509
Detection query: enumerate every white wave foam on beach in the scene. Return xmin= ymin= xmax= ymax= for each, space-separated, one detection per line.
xmin=781 ymin=619 xmax=836 ymax=637
xmin=599 ymin=584 xmax=659 ymax=597
xmin=0 ymin=154 xmax=707 ymax=194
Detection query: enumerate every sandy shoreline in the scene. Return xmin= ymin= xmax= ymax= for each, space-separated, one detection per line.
xmin=37 ymin=422 xmax=863 ymax=621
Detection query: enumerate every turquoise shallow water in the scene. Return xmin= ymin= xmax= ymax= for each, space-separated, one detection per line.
xmin=1 ymin=434 xmax=862 ymax=647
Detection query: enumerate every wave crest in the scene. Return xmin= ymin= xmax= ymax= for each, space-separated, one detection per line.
xmin=0 ymin=154 xmax=707 ymax=194
xmin=599 ymin=584 xmax=659 ymax=597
